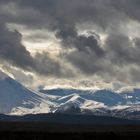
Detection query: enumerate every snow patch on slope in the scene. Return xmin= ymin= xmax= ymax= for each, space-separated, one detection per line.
xmin=0 ymin=71 xmax=52 ymax=115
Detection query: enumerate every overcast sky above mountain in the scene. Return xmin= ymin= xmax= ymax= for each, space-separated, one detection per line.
xmin=0 ymin=0 xmax=140 ymax=90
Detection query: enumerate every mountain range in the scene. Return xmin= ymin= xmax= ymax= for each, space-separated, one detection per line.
xmin=1 ymin=70 xmax=140 ymax=120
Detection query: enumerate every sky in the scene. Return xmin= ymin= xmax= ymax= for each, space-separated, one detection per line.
xmin=0 ymin=0 xmax=140 ymax=90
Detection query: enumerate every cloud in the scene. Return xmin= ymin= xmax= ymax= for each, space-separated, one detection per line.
xmin=0 ymin=0 xmax=140 ymax=86
xmin=0 ymin=22 xmax=34 ymax=70
xmin=106 ymin=34 xmax=140 ymax=66
xmin=55 ymin=24 xmax=104 ymax=56
xmin=33 ymin=52 xmax=74 ymax=77
xmin=2 ymin=64 xmax=33 ymax=86
xmin=0 ymin=21 xmax=73 ymax=77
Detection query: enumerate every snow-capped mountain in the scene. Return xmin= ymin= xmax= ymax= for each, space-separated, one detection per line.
xmin=40 ymin=88 xmax=140 ymax=119
xmin=0 ymin=71 xmax=52 ymax=115
xmin=1 ymin=70 xmax=140 ymax=120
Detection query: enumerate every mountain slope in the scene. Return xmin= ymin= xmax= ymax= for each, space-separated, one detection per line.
xmin=0 ymin=71 xmax=51 ymax=115
xmin=1 ymin=70 xmax=140 ymax=120
xmin=40 ymin=88 xmax=140 ymax=119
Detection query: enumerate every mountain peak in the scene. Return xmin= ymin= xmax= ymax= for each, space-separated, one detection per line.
xmin=0 ymin=70 xmax=51 ymax=115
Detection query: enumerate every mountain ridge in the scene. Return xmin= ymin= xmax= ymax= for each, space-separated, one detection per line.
xmin=1 ymin=71 xmax=140 ymax=120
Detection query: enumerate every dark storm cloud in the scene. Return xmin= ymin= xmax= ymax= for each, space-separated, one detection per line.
xmin=106 ymin=34 xmax=140 ymax=66
xmin=110 ymin=0 xmax=140 ymax=21
xmin=0 ymin=0 xmax=140 ymax=82
xmin=0 ymin=21 xmax=34 ymax=70
xmin=55 ymin=24 xmax=104 ymax=56
xmin=5 ymin=0 xmax=139 ymax=29
xmin=0 ymin=21 xmax=66 ymax=77
xmin=0 ymin=0 xmax=123 ymax=31
xmin=66 ymin=50 xmax=103 ymax=74
xmin=34 ymin=54 xmax=60 ymax=77
xmin=1 ymin=0 xmax=140 ymax=30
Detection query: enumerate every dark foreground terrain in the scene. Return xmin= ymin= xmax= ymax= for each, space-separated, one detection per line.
xmin=0 ymin=122 xmax=140 ymax=140
xmin=0 ymin=114 xmax=140 ymax=139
